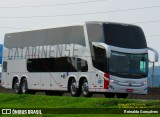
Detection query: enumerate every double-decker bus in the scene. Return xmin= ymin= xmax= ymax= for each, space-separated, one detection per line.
xmin=1 ymin=21 xmax=158 ymax=98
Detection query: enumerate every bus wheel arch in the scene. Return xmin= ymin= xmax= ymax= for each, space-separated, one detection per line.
xmin=68 ymin=77 xmax=81 ymax=97
xmin=12 ymin=76 xmax=21 ymax=94
xmin=80 ymin=77 xmax=93 ymax=97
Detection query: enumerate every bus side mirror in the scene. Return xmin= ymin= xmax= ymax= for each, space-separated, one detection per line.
xmin=148 ymin=47 xmax=159 ymax=62
xmin=92 ymin=42 xmax=111 ymax=58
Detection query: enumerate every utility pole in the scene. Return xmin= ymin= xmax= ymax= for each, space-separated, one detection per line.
xmin=148 ymin=47 xmax=159 ymax=88
xmin=150 ymin=61 xmax=155 ymax=88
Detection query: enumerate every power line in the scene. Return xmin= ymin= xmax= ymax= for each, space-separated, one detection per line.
xmin=0 ymin=5 xmax=160 ymax=19
xmin=146 ymin=35 xmax=160 ymax=37
xmin=134 ymin=20 xmax=160 ymax=24
xmin=0 ymin=19 xmax=160 ymax=29
xmin=0 ymin=27 xmax=27 ymax=29
xmin=0 ymin=0 xmax=106 ymax=9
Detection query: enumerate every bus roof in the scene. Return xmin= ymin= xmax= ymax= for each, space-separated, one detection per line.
xmin=5 ymin=22 xmax=85 ymax=34
xmin=5 ymin=21 xmax=138 ymax=34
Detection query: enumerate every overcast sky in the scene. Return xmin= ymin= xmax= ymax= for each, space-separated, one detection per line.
xmin=0 ymin=0 xmax=160 ymax=66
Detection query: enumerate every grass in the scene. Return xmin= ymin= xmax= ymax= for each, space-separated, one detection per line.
xmin=0 ymin=93 xmax=160 ymax=108
xmin=0 ymin=93 xmax=160 ymax=116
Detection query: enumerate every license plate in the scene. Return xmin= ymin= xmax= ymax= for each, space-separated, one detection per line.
xmin=126 ymin=89 xmax=134 ymax=92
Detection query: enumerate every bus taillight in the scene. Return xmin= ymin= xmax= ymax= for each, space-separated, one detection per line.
xmin=104 ymin=73 xmax=110 ymax=79
xmin=104 ymin=73 xmax=110 ymax=89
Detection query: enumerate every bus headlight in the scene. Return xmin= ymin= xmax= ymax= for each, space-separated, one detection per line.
xmin=110 ymin=79 xmax=114 ymax=83
xmin=143 ymin=81 xmax=147 ymax=85
xmin=109 ymin=79 xmax=119 ymax=83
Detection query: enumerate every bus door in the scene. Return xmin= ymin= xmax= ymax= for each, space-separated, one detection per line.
xmin=2 ymin=61 xmax=12 ymax=88
xmin=50 ymin=57 xmax=72 ymax=90
xmin=50 ymin=72 xmax=61 ymax=90
xmin=60 ymin=72 xmax=72 ymax=88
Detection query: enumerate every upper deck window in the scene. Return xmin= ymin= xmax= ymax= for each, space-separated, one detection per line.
xmin=103 ymin=23 xmax=147 ymax=49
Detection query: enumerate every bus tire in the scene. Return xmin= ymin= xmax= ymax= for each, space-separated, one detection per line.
xmin=81 ymin=79 xmax=93 ymax=97
xmin=20 ymin=78 xmax=29 ymax=94
xmin=104 ymin=92 xmax=115 ymax=98
xmin=116 ymin=93 xmax=128 ymax=99
xmin=13 ymin=79 xmax=21 ymax=94
xmin=69 ymin=78 xmax=81 ymax=97
xmin=20 ymin=78 xmax=35 ymax=94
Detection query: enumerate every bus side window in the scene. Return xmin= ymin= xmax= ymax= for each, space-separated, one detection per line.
xmin=2 ymin=61 xmax=7 ymax=72
xmin=81 ymin=60 xmax=88 ymax=72
xmin=77 ymin=58 xmax=81 ymax=72
xmin=92 ymin=45 xmax=108 ymax=73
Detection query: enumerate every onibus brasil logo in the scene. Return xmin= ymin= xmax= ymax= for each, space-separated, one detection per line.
xmin=1 ymin=109 xmax=42 ymax=115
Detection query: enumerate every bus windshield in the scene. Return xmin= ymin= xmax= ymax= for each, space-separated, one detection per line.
xmin=109 ymin=51 xmax=148 ymax=78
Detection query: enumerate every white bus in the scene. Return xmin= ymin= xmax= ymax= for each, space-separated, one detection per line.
xmin=1 ymin=21 xmax=159 ymax=98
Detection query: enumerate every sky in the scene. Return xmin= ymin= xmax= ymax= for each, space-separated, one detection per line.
xmin=0 ymin=0 xmax=160 ymax=66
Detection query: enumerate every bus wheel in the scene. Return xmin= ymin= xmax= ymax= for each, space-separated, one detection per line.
xmin=81 ymin=79 xmax=93 ymax=97
xmin=21 ymin=78 xmax=28 ymax=94
xmin=116 ymin=93 xmax=128 ymax=99
xmin=104 ymin=93 xmax=115 ymax=98
xmin=70 ymin=78 xmax=81 ymax=97
xmin=13 ymin=79 xmax=21 ymax=94
xmin=20 ymin=78 xmax=35 ymax=94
